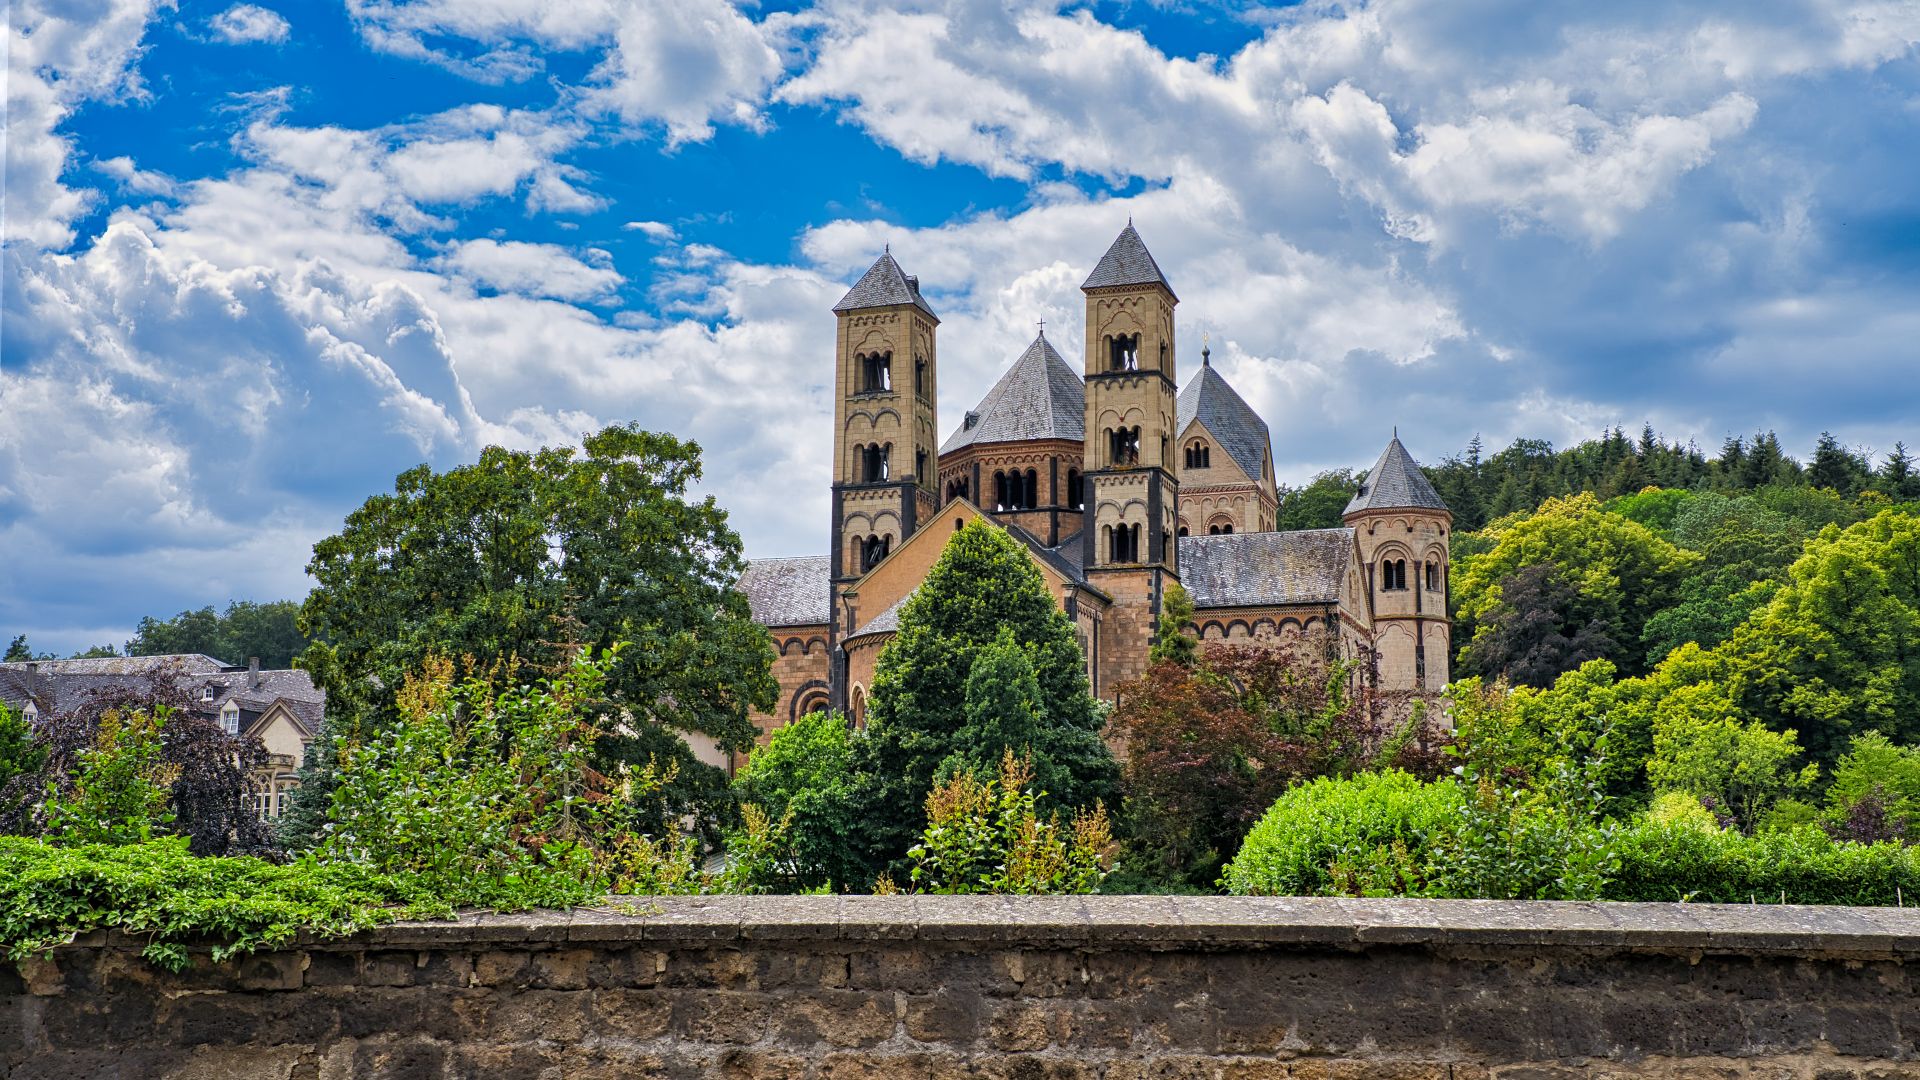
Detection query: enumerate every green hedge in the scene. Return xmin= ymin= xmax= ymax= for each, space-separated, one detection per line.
xmin=1225 ymin=773 xmax=1920 ymax=905
xmin=1610 ymin=822 xmax=1920 ymax=905
xmin=1220 ymin=770 xmax=1462 ymax=897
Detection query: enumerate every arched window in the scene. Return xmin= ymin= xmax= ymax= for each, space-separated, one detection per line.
xmin=1108 ymin=427 xmax=1140 ymax=466
xmin=1159 ymin=341 xmax=1168 ymax=369
xmin=860 ymin=534 xmax=891 ymax=572
xmin=850 ymin=687 xmax=867 ymax=728
xmin=1177 ymin=524 xmax=1189 ymax=537
xmin=916 ymin=449 xmax=927 ymax=481
xmin=1426 ymin=561 xmax=1440 ymax=591
xmin=1024 ymin=469 xmax=1038 ymax=509
xmin=1208 ymin=522 xmax=1234 ymax=535
xmin=1066 ymin=469 xmax=1082 ymax=510
xmin=1381 ymin=558 xmax=1407 ymax=591
xmin=1110 ymin=523 xmax=1141 ymax=562
xmin=993 ymin=470 xmax=1008 ymax=511
xmin=1185 ymin=441 xmax=1211 ymax=469
xmin=914 ymin=357 xmax=927 ymax=396
xmin=946 ymin=477 xmax=969 ymax=503
xmin=861 ymin=351 xmax=892 ymax=392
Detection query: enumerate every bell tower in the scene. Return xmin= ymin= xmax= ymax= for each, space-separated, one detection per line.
xmin=828 ymin=249 xmax=940 ymax=706
xmin=1079 ymin=223 xmax=1180 ymax=695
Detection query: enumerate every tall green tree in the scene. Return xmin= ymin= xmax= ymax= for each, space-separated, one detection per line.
xmin=126 ymin=601 xmax=308 ymax=668
xmin=1276 ymin=469 xmax=1364 ymax=530
xmin=1453 ymin=493 xmax=1697 ymax=679
xmin=286 ymin=425 xmax=776 ymax=845
xmin=848 ymin=521 xmax=1116 ymax=879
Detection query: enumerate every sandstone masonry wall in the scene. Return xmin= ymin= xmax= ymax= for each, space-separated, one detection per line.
xmin=8 ymin=896 xmax=1920 ymax=1079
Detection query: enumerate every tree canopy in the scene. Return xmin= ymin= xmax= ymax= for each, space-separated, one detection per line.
xmin=287 ymin=424 xmax=776 ymax=842
xmin=126 ymin=601 xmax=308 ymax=668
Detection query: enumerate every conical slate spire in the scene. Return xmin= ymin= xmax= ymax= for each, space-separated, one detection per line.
xmin=1081 ymin=223 xmax=1176 ymax=299
xmin=940 ymin=332 xmax=1085 ymax=453
xmin=833 ymin=251 xmax=939 ymax=320
xmin=1344 ymin=436 xmax=1449 ymax=516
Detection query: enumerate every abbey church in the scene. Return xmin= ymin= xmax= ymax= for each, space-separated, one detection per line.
xmin=737 ymin=224 xmax=1453 ymax=738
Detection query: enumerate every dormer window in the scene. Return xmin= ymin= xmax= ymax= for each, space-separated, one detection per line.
xmin=22 ymin=703 xmax=38 ymax=724
xmin=963 ymin=411 xmax=980 ymax=431
xmin=220 ymin=701 xmax=240 ymax=735
xmin=201 ymin=686 xmax=215 ymax=703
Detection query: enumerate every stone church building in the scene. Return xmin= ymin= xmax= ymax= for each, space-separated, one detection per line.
xmin=736 ymin=225 xmax=1452 ymax=741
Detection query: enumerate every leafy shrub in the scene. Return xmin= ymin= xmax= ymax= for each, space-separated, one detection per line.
xmin=1646 ymin=791 xmax=1719 ymax=831
xmin=1609 ymin=821 xmax=1920 ymax=905
xmin=0 ymin=837 xmax=409 ymax=970
xmin=1221 ymin=771 xmax=1462 ymax=897
xmin=43 ymin=705 xmax=173 ymax=846
xmin=908 ymin=751 xmax=1114 ymax=895
xmin=320 ymin=648 xmax=639 ymax=908
xmin=732 ymin=709 xmax=862 ymax=889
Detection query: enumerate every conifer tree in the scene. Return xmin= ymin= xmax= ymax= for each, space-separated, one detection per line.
xmin=1149 ymin=582 xmax=1197 ymax=667
xmin=848 ymin=521 xmax=1116 ymax=878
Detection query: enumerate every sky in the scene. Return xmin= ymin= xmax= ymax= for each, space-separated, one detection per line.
xmin=3 ymin=0 xmax=1918 ymax=656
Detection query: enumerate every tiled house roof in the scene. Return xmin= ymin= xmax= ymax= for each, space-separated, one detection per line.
xmin=941 ymin=332 xmax=1085 ymax=454
xmin=1178 ymin=528 xmax=1354 ymax=608
xmin=738 ymin=556 xmax=833 ymax=627
xmin=1176 ymin=361 xmax=1270 ymax=480
xmin=1343 ymin=437 xmax=1448 ymax=515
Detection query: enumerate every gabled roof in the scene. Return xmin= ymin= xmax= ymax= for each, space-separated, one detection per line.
xmin=1081 ymin=223 xmax=1176 ymax=299
xmin=737 ymin=556 xmax=832 ymax=628
xmin=1343 ymin=436 xmax=1448 ymax=516
xmin=941 ymin=332 xmax=1085 ymax=454
xmin=832 ymin=251 xmax=939 ymax=321
xmin=1176 ymin=358 xmax=1270 ymax=480
xmin=1179 ymin=528 xmax=1354 ymax=608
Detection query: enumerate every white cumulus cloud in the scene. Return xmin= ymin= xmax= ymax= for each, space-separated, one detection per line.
xmin=209 ymin=4 xmax=291 ymax=45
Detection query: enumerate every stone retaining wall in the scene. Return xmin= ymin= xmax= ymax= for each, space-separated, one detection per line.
xmin=8 ymin=896 xmax=1920 ymax=1078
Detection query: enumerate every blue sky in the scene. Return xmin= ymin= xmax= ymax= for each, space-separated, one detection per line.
xmin=4 ymin=0 xmax=1918 ymax=655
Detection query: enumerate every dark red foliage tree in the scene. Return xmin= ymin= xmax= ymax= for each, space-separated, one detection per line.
xmin=1109 ymin=637 xmax=1446 ymax=891
xmin=0 ymin=672 xmax=276 ymax=856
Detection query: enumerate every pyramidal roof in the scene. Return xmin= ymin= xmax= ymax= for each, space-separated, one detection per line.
xmin=1344 ymin=436 xmax=1449 ymax=516
xmin=1176 ymin=355 xmax=1270 ymax=480
xmin=832 ymin=250 xmax=939 ymax=320
xmin=1081 ymin=223 xmax=1176 ymax=299
xmin=941 ymin=332 xmax=1085 ymax=454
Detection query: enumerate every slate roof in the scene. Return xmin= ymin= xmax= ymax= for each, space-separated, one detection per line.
xmin=940 ymin=332 xmax=1086 ymax=454
xmin=1082 ymin=223 xmax=1176 ymax=299
xmin=832 ymin=251 xmax=939 ymax=321
xmin=1343 ymin=436 xmax=1448 ymax=516
xmin=0 ymin=658 xmax=325 ymax=737
xmin=1176 ymin=359 xmax=1270 ymax=480
xmin=1178 ymin=528 xmax=1354 ymax=609
xmin=2 ymin=654 xmax=231 ymax=676
xmin=738 ymin=556 xmax=832 ymax=627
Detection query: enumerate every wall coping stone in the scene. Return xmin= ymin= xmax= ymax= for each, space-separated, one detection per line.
xmin=75 ymin=896 xmax=1920 ymax=958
